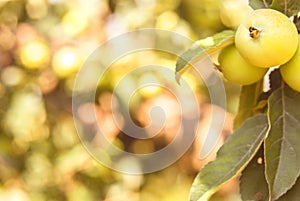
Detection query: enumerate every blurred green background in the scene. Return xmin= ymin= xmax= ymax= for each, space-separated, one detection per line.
xmin=0 ymin=0 xmax=242 ymax=200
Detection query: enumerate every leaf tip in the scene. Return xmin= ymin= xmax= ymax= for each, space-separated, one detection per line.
xmin=175 ymin=72 xmax=181 ymax=85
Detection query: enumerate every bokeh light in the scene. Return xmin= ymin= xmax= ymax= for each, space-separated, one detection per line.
xmin=52 ymin=46 xmax=81 ymax=78
xmin=18 ymin=40 xmax=51 ymax=69
xmin=62 ymin=10 xmax=88 ymax=36
xmin=0 ymin=0 xmax=242 ymax=200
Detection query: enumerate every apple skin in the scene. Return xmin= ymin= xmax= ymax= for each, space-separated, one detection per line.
xmin=218 ymin=45 xmax=268 ymax=85
xmin=219 ymin=0 xmax=253 ymax=29
xmin=280 ymin=36 xmax=300 ymax=92
xmin=235 ymin=9 xmax=298 ymax=68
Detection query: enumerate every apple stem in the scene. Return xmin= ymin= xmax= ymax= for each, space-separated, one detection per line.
xmin=249 ymin=27 xmax=261 ymax=39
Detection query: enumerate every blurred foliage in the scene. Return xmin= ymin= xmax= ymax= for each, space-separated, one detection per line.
xmin=0 ymin=0 xmax=241 ymax=201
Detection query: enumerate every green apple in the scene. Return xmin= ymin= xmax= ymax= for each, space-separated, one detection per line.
xmin=235 ymin=9 xmax=298 ymax=68
xmin=280 ymin=36 xmax=300 ymax=92
xmin=218 ymin=44 xmax=268 ymax=85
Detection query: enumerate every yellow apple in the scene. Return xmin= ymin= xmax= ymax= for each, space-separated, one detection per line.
xmin=235 ymin=9 xmax=298 ymax=68
xmin=219 ymin=0 xmax=253 ymax=29
xmin=280 ymin=36 xmax=300 ymax=92
xmin=218 ymin=44 xmax=267 ymax=85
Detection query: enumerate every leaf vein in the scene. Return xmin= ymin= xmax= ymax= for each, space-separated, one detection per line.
xmin=214 ymin=125 xmax=268 ymax=187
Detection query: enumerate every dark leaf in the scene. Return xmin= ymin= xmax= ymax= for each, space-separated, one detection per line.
xmin=189 ymin=114 xmax=269 ymax=201
xmin=249 ymin=0 xmax=272 ymax=9
xmin=233 ymin=81 xmax=264 ymax=130
xmin=265 ymin=84 xmax=300 ymax=200
xmin=240 ymin=145 xmax=269 ymax=201
xmin=276 ymin=176 xmax=300 ymax=201
xmin=175 ymin=30 xmax=234 ymax=83
xmin=271 ymin=0 xmax=300 ymax=16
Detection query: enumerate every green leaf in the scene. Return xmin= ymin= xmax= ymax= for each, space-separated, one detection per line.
xmin=240 ymin=145 xmax=269 ymax=201
xmin=175 ymin=30 xmax=235 ymax=83
xmin=249 ymin=0 xmax=272 ymax=9
xmin=233 ymin=81 xmax=264 ymax=130
xmin=265 ymin=84 xmax=300 ymax=200
xmin=189 ymin=114 xmax=269 ymax=201
xmin=271 ymin=0 xmax=300 ymax=16
xmin=276 ymin=176 xmax=300 ymax=201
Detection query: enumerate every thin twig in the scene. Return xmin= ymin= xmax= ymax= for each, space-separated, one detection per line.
xmin=262 ymin=0 xmax=269 ymax=8
xmin=284 ymin=0 xmax=288 ymax=15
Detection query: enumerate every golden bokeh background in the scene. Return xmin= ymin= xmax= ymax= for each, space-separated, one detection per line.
xmin=0 ymin=0 xmax=243 ymax=200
